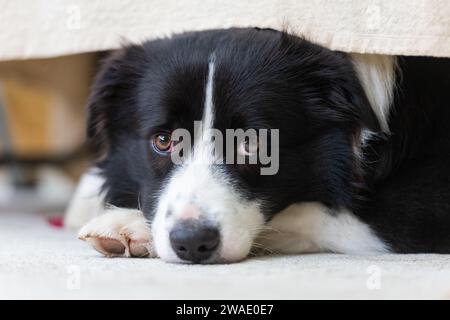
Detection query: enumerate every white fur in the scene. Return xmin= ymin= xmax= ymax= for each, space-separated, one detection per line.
xmin=202 ymin=54 xmax=215 ymax=137
xmin=64 ymin=168 xmax=105 ymax=229
xmin=152 ymin=56 xmax=265 ymax=263
xmin=351 ymin=53 xmax=397 ymax=133
xmin=257 ymin=202 xmax=390 ymax=254
xmin=67 ymin=169 xmax=155 ymax=258
xmin=78 ymin=207 xmax=155 ymax=258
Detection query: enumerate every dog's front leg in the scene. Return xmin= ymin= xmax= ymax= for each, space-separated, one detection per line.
xmin=78 ymin=208 xmax=156 ymax=258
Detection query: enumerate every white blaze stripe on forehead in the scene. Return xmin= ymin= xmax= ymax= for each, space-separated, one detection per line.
xmin=202 ymin=54 xmax=216 ymax=134
xmin=151 ymin=54 xmax=265 ymax=263
xmin=194 ymin=54 xmax=217 ymax=164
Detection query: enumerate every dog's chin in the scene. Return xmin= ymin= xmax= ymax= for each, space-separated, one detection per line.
xmin=156 ymin=245 xmax=254 ymax=265
xmin=159 ymin=254 xmax=249 ymax=265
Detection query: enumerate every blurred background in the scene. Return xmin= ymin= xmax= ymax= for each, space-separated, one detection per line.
xmin=0 ymin=53 xmax=100 ymax=218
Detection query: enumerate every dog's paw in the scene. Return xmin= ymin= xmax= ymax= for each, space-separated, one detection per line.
xmin=78 ymin=208 xmax=156 ymax=258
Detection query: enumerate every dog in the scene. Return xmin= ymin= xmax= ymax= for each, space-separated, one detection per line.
xmin=69 ymin=28 xmax=450 ymax=264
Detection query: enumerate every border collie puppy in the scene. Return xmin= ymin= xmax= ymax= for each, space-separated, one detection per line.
xmin=71 ymin=28 xmax=450 ymax=263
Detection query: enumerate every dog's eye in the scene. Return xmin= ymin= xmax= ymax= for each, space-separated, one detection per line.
xmin=152 ymin=132 xmax=172 ymax=153
xmin=239 ymin=136 xmax=259 ymax=156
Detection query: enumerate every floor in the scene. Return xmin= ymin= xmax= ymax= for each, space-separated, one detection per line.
xmin=1 ymin=211 xmax=450 ymax=299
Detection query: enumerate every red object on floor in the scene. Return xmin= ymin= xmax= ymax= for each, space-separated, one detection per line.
xmin=47 ymin=216 xmax=64 ymax=228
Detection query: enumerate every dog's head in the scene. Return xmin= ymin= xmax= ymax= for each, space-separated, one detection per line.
xmin=87 ymin=28 xmax=383 ymax=263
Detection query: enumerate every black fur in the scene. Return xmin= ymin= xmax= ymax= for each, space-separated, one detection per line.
xmin=358 ymin=57 xmax=450 ymax=252
xmin=87 ymin=28 xmax=450 ymax=253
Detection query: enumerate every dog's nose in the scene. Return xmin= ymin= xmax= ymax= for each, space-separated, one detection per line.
xmin=169 ymin=220 xmax=220 ymax=263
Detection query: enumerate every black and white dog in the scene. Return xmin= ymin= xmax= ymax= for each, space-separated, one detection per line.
xmin=72 ymin=28 xmax=450 ymax=264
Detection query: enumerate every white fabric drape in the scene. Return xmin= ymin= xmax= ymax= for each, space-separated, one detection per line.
xmin=0 ymin=0 xmax=448 ymax=60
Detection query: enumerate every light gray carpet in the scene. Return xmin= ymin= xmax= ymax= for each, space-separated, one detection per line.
xmin=1 ymin=211 xmax=450 ymax=299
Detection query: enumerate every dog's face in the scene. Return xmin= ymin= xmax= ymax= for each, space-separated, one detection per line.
xmin=88 ymin=28 xmax=379 ymax=263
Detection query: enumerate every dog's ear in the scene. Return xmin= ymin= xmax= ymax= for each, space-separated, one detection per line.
xmin=322 ymin=55 xmax=397 ymax=136
xmin=339 ymin=76 xmax=382 ymax=134
xmin=87 ymin=46 xmax=144 ymax=160
xmin=349 ymin=53 xmax=397 ymax=134
xmin=280 ymin=33 xmax=395 ymax=134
